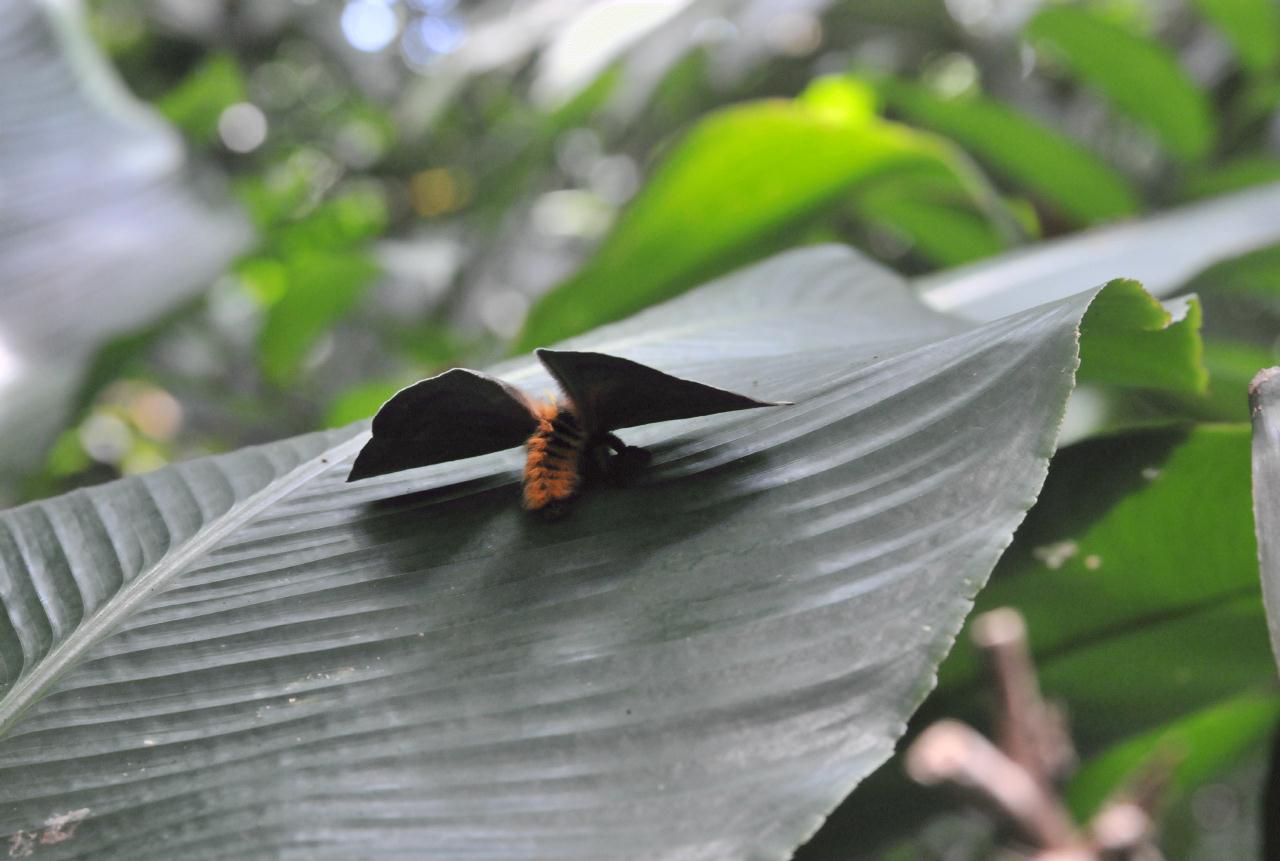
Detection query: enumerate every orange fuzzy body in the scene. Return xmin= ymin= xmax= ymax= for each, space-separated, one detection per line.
xmin=522 ymin=401 xmax=586 ymax=514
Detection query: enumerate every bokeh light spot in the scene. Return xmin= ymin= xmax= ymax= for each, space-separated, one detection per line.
xmin=410 ymin=167 xmax=472 ymax=217
xmin=218 ymin=102 xmax=268 ymax=153
xmin=341 ymin=0 xmax=401 ymax=53
xmin=402 ymin=15 xmax=466 ymax=68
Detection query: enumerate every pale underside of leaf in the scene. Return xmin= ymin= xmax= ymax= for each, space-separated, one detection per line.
xmin=1249 ymin=367 xmax=1280 ymax=672
xmin=0 ymin=247 xmax=1137 ymax=859
xmin=920 ymin=180 xmax=1280 ymax=322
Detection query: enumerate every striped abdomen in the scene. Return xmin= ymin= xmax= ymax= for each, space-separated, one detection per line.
xmin=523 ymin=401 xmax=587 ymax=515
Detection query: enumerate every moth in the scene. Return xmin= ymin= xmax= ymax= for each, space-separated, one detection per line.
xmin=347 ymin=349 xmax=786 ymax=517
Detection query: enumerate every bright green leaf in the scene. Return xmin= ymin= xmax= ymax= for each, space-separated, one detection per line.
xmin=1078 ymin=280 xmax=1207 ymax=393
xmin=273 ymin=185 xmax=389 ymax=255
xmin=258 ymin=250 xmax=381 ymax=386
xmin=515 ymin=77 xmax=999 ymax=351
xmin=1025 ymin=6 xmax=1216 ymax=162
xmin=156 ymin=54 xmax=248 ymax=144
xmin=875 ymin=77 xmax=1140 ymax=224
xmin=324 ymin=377 xmax=413 ymax=427
xmin=1191 ymin=0 xmax=1280 ymax=74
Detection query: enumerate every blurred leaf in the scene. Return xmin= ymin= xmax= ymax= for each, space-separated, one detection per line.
xmin=874 ymin=77 xmax=1140 ymax=224
xmin=1077 ymin=282 xmax=1207 ymax=393
xmin=1025 ymin=5 xmax=1215 ymax=162
xmin=258 ymin=250 xmax=381 ymax=386
xmin=246 ymin=185 xmax=389 ymax=386
xmin=1184 ymin=241 xmax=1280 ymax=309
xmin=1190 ymin=0 xmax=1280 ymax=74
xmin=864 ymin=195 xmax=1007 ymax=267
xmin=546 ymin=61 xmax=622 ymax=130
xmin=156 ymin=54 xmax=247 ymax=144
xmin=234 ymin=172 xmax=314 ymax=231
xmin=1066 ymin=690 xmax=1280 ymax=820
xmin=1190 ymin=340 xmax=1274 ymax=421
xmin=0 ymin=247 xmax=1187 ymax=859
xmin=1162 ymin=242 xmax=1280 ymax=418
xmin=851 ymin=170 xmax=1010 ymax=267
xmin=324 ymin=377 xmax=413 ymax=427
xmin=1034 ymin=595 xmax=1271 ymax=749
xmin=44 ymin=429 xmax=92 ymax=478
xmin=516 ymin=77 xmax=1000 ymax=351
xmin=919 ymin=182 xmax=1280 ymax=322
xmin=1182 ymin=157 xmax=1280 ymax=200
xmin=272 ymin=185 xmax=389 ymax=254
xmin=1250 ymin=367 xmax=1280 ymax=671
xmin=0 ymin=0 xmax=249 ymax=500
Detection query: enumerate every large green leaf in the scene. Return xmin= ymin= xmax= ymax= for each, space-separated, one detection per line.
xmin=515 ymin=76 xmax=1007 ymax=352
xmin=0 ymin=0 xmax=249 ymax=500
xmin=805 ymin=424 xmax=1275 ymax=857
xmin=0 ymin=247 xmax=1176 ymax=859
xmin=942 ymin=426 xmax=1264 ymax=708
xmin=875 ymin=77 xmax=1140 ymax=225
xmin=1025 ymin=6 xmax=1216 ymax=162
xmin=1250 ymin=367 xmax=1280 ymax=672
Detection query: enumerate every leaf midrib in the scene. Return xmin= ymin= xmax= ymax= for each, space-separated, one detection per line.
xmin=0 ymin=431 xmax=370 ymax=736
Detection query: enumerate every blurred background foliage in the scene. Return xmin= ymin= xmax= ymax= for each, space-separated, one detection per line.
xmin=2 ymin=0 xmax=1280 ymax=856
xmin=13 ymin=0 xmax=1275 ymax=505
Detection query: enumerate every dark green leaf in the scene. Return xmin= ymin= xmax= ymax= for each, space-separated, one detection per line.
xmin=1181 ymin=157 xmax=1280 ymax=200
xmin=1025 ymin=6 xmax=1216 ymax=162
xmin=937 ymin=426 xmax=1268 ymax=744
xmin=1066 ymin=691 xmax=1280 ymax=819
xmin=0 ymin=247 xmax=1179 ymax=859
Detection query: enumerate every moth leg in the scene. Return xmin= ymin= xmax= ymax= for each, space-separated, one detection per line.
xmin=600 ymin=433 xmax=651 ymax=484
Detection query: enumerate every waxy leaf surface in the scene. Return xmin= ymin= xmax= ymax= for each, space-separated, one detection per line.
xmin=0 ymin=247 xmax=1184 ymax=859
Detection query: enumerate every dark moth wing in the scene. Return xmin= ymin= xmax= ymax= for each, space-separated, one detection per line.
xmin=347 ymin=368 xmax=539 ymax=481
xmin=535 ymin=348 xmax=784 ymax=434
